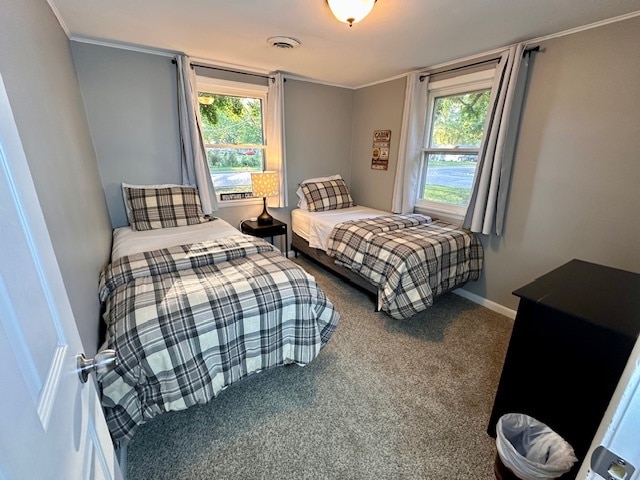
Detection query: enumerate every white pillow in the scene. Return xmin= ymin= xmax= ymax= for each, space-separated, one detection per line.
xmin=296 ymin=174 xmax=343 ymax=209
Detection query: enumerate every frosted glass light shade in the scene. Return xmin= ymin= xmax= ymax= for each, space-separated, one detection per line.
xmin=251 ymin=171 xmax=279 ymax=198
xmin=327 ymin=0 xmax=376 ymax=26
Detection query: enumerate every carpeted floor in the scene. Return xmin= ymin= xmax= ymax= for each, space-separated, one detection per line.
xmin=126 ymin=255 xmax=513 ymax=480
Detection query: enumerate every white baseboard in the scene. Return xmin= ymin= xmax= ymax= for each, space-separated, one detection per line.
xmin=453 ymin=289 xmax=517 ymax=320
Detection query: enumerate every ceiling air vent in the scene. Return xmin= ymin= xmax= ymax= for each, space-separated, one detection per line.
xmin=267 ymin=36 xmax=301 ymax=49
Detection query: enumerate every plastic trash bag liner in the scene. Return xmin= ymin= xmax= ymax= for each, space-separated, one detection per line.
xmin=496 ymin=413 xmax=578 ymax=480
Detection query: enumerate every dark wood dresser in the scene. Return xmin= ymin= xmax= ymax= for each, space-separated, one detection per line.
xmin=487 ymin=259 xmax=640 ymax=478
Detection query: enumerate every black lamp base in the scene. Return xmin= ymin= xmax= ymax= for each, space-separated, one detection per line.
xmin=257 ymin=197 xmax=273 ymax=225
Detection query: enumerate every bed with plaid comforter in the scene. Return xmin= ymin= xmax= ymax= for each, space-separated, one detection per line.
xmin=97 ymin=235 xmax=339 ymax=445
xmin=326 ymin=215 xmax=483 ymax=319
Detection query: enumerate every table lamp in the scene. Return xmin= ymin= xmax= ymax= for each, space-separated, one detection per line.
xmin=251 ymin=171 xmax=279 ymax=225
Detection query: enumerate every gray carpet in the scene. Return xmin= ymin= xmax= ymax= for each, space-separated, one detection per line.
xmin=126 ymin=256 xmax=513 ymax=480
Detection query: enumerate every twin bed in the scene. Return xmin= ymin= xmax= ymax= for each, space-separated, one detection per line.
xmin=290 ymin=176 xmax=484 ymax=320
xmin=291 ymin=206 xmax=484 ymax=319
xmin=97 ymin=185 xmax=339 ymax=446
xmin=97 ymin=179 xmax=483 ymax=446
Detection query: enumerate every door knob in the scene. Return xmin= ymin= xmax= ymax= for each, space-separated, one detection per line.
xmin=77 ymin=349 xmax=118 ymax=383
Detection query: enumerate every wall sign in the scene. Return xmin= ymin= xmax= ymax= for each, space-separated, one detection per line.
xmin=371 ymin=130 xmax=391 ymax=170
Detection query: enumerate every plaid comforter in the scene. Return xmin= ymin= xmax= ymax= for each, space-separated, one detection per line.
xmin=98 ymin=235 xmax=339 ymax=444
xmin=327 ymin=215 xmax=483 ymax=319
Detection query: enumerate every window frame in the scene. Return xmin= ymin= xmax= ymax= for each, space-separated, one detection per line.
xmin=196 ymin=76 xmax=269 ymax=207
xmin=415 ymin=69 xmax=495 ymax=220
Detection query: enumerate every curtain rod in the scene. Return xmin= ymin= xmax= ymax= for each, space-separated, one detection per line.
xmin=191 ymin=63 xmax=275 ymax=82
xmin=171 ymin=59 xmax=274 ymax=82
xmin=419 ymin=46 xmax=540 ymax=82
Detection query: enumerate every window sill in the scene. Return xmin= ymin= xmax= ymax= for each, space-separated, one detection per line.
xmin=414 ymin=202 xmax=465 ymax=226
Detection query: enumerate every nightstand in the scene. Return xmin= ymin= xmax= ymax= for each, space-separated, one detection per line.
xmin=240 ymin=218 xmax=288 ymax=258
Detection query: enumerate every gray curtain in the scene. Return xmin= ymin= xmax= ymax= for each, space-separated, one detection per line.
xmin=463 ymin=44 xmax=534 ymax=235
xmin=176 ymin=55 xmax=217 ymax=214
xmin=391 ymin=71 xmax=428 ymax=214
xmin=265 ymin=72 xmax=288 ymax=208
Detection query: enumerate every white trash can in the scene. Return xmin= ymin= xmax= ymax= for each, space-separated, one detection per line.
xmin=495 ymin=413 xmax=577 ymax=480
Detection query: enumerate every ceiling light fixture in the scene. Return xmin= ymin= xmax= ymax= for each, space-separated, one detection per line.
xmin=327 ymin=0 xmax=376 ymax=27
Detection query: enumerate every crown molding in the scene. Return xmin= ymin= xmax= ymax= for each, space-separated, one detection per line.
xmin=68 ymin=36 xmax=178 ymax=57
xmin=61 ymin=8 xmax=640 ymax=91
xmin=46 ymin=0 xmax=69 ymax=35
xmin=354 ymin=9 xmax=640 ymax=90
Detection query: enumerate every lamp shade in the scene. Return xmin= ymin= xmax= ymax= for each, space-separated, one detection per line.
xmin=251 ymin=171 xmax=279 ymax=198
xmin=327 ymin=0 xmax=376 ymax=26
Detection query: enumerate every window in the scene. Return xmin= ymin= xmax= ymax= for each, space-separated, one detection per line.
xmin=417 ymin=69 xmax=494 ymax=217
xmin=197 ymin=77 xmax=267 ymax=203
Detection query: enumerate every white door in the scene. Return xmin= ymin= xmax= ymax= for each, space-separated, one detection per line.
xmin=0 ymin=75 xmax=121 ymax=479
xmin=578 ymin=336 xmax=640 ymax=480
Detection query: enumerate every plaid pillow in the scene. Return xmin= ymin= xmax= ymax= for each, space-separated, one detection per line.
xmin=300 ymin=179 xmax=353 ymax=212
xmin=123 ymin=185 xmax=208 ymax=231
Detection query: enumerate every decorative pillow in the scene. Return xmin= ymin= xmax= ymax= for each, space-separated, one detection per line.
xmin=122 ymin=183 xmax=208 ymax=231
xmin=296 ymin=174 xmax=343 ymax=209
xmin=300 ymin=178 xmax=353 ymax=212
xmin=122 ymin=183 xmax=181 ymax=224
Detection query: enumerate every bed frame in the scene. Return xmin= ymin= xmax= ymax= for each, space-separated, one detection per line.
xmin=291 ymin=232 xmax=378 ymax=303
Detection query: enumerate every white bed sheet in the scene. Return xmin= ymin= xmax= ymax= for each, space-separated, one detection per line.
xmin=111 ymin=219 xmax=241 ymax=261
xmin=291 ymin=206 xmax=390 ymax=251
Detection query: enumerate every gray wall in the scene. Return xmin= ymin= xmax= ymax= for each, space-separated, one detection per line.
xmin=351 ymin=16 xmax=640 ymax=311
xmin=0 ymin=0 xmax=112 ymax=354
xmin=350 ymin=77 xmax=406 ymax=210
xmin=71 ymin=42 xmax=183 ymax=228
xmin=283 ymin=79 xmax=354 ymax=210
xmin=467 ymin=16 xmax=640 ymax=309
xmin=71 ymin=45 xmax=355 ymax=238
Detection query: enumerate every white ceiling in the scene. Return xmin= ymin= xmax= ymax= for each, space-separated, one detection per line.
xmin=49 ymin=0 xmax=640 ymax=88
